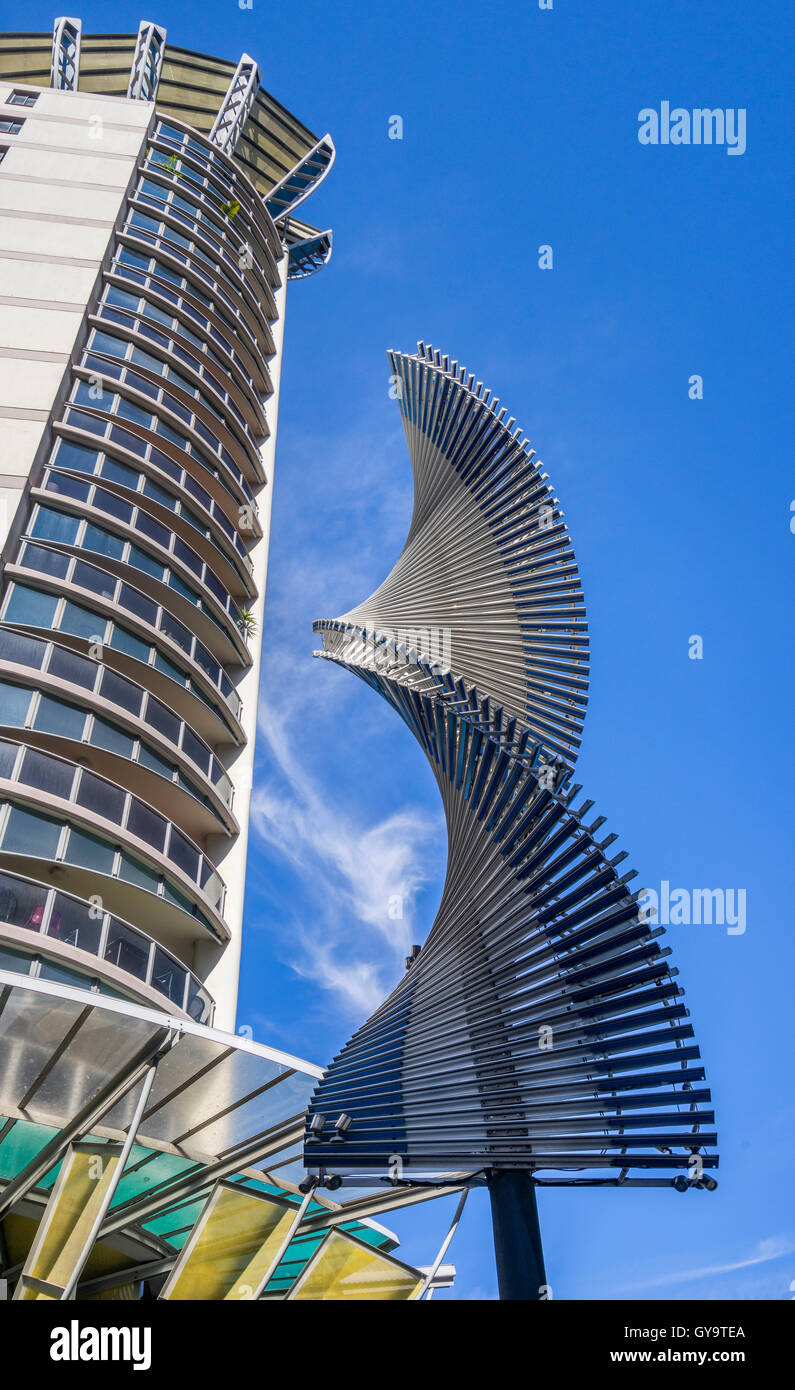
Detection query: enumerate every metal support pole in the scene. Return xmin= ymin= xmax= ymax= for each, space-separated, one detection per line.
xmin=255 ymin=1186 xmax=314 ymax=1299
xmin=61 ymin=1062 xmax=160 ymax=1300
xmin=487 ymin=1169 xmax=547 ymax=1301
xmin=418 ymin=1187 xmax=468 ymax=1299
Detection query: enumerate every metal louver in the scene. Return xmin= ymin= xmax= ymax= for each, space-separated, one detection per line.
xmin=304 ymin=345 xmax=717 ymax=1196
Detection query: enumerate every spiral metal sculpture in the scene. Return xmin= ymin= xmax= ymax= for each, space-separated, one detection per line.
xmin=304 ymin=344 xmax=717 ymax=1191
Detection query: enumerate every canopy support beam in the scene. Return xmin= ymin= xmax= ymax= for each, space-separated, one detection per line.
xmin=0 ymin=1025 xmax=176 ymax=1220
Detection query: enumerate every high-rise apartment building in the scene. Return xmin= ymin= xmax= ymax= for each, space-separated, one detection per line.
xmin=0 ymin=21 xmax=334 ymax=1030
xmin=0 ymin=21 xmax=460 ymax=1308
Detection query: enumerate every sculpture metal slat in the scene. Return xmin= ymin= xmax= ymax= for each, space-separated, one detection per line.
xmin=303 ymin=345 xmax=717 ymax=1293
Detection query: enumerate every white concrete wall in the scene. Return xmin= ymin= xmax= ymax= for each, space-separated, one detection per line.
xmin=0 ymin=81 xmax=152 ymax=550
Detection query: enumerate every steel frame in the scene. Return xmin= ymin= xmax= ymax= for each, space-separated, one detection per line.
xmin=50 ymin=16 xmax=82 ymax=91
xmin=264 ymin=136 xmax=336 ymax=223
xmin=209 ymin=53 xmax=259 ymax=156
xmin=127 ymin=20 xmax=167 ymax=102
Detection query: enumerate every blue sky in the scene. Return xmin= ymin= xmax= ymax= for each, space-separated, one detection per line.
xmin=35 ymin=0 xmax=793 ymax=1298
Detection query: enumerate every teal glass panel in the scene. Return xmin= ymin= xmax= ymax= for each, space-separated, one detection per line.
xmin=0 ymin=942 xmax=32 ymax=974
xmin=31 ymin=508 xmax=79 ymax=545
xmin=0 ymin=682 xmax=33 ymax=727
xmin=154 ymin=652 xmax=187 ymax=686
xmin=38 ymin=959 xmax=92 ymax=988
xmin=108 ymin=625 xmax=150 ymax=663
xmin=59 ymin=601 xmax=104 ymax=640
xmin=161 ymin=879 xmax=193 ymax=913
xmin=118 ymin=853 xmax=159 ymax=892
xmin=65 ymin=826 xmax=116 ymax=874
xmin=34 ymin=694 xmax=85 ymax=739
xmin=89 ymin=717 xmax=135 ymax=758
xmin=138 ymin=744 xmax=174 ymax=778
xmin=0 ymin=1119 xmax=61 ymax=1184
xmin=3 ymin=585 xmax=58 ymax=629
xmin=1 ymin=805 xmax=62 ymax=857
xmin=128 ymin=545 xmax=164 ymax=578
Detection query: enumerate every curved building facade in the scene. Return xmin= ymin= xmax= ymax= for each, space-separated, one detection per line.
xmin=0 ymin=24 xmax=334 ymax=1029
xmin=0 ymin=23 xmax=465 ymax=1309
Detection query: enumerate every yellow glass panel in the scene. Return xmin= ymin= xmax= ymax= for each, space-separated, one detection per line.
xmin=290 ymin=1230 xmax=423 ymax=1301
xmin=2 ymin=1212 xmax=38 ymax=1267
xmin=15 ymin=1144 xmax=121 ymax=1300
xmin=86 ymin=1282 xmax=137 ymax=1301
xmin=162 ymin=1186 xmax=296 ymax=1301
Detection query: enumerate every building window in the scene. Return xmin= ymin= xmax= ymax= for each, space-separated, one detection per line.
xmin=75 ymin=769 xmax=126 ymax=825
xmin=2 ymin=584 xmax=59 ymax=630
xmin=0 ymin=870 xmax=52 ymax=931
xmin=53 ymin=439 xmax=101 ymax=473
xmin=66 ymin=826 xmax=117 ymax=875
xmin=0 ymin=147 xmax=8 ymax=165
xmin=60 ymin=600 xmax=103 ymax=641
xmin=30 ymin=506 xmax=79 ymax=546
xmin=19 ymin=542 xmax=70 ymax=580
xmin=103 ymin=920 xmax=149 ymax=980
xmin=0 ymin=943 xmax=34 ymax=975
xmin=8 ymin=90 xmax=38 ymax=107
xmin=49 ymin=893 xmax=103 ymax=954
xmin=151 ymin=946 xmax=186 ymax=1005
xmin=0 ymin=681 xmax=34 ymax=728
xmin=1 ymin=804 xmax=62 ymax=858
xmin=34 ymin=694 xmax=86 ymax=740
xmin=18 ymin=746 xmax=75 ymax=800
xmin=0 ymin=119 xmax=24 ymax=135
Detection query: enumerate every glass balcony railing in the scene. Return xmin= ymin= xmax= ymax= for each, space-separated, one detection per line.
xmin=1 ymin=576 xmax=243 ymax=729
xmin=35 ymin=475 xmax=247 ymax=642
xmin=0 ymin=865 xmax=213 ymax=1021
xmin=0 ymin=624 xmax=234 ymax=809
xmin=112 ymin=236 xmax=274 ymax=387
xmin=0 ymin=737 xmax=225 ymax=912
xmin=0 ymin=674 xmax=232 ymax=823
xmin=81 ymin=323 xmax=259 ymax=511
xmin=148 ymin=131 xmax=278 ymax=282
xmin=153 ymin=118 xmax=281 ymax=268
xmin=54 ymin=408 xmax=258 ymax=566
xmin=108 ymin=249 xmax=261 ymax=397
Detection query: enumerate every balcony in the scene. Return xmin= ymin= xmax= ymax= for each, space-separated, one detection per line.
xmin=0 ymin=738 xmax=228 ymax=950
xmin=0 ymin=650 xmax=237 ymax=839
xmin=0 ymin=866 xmax=214 ymax=1021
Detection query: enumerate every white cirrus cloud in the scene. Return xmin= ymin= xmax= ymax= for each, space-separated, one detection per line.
xmin=620 ymin=1234 xmax=795 ymax=1292
xmin=250 ymin=695 xmax=443 ymax=1017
